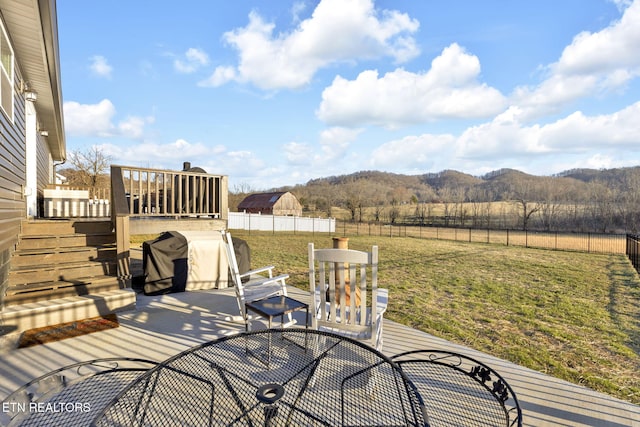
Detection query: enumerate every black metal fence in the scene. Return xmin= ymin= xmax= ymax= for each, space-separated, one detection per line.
xmin=626 ymin=234 xmax=640 ymax=273
xmin=336 ymin=220 xmax=627 ymax=255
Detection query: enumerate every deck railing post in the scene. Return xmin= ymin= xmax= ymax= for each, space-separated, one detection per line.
xmin=110 ymin=166 xmax=131 ymax=286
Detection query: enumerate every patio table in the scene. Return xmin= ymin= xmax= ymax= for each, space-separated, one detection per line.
xmin=1 ymin=358 xmax=157 ymax=427
xmin=92 ymin=329 xmax=426 ymax=426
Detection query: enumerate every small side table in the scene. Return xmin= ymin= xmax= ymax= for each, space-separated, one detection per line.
xmin=244 ymin=295 xmax=310 ymax=366
xmin=245 ymin=295 xmax=309 ymax=330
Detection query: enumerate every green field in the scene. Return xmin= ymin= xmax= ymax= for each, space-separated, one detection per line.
xmin=221 ymin=230 xmax=640 ymax=404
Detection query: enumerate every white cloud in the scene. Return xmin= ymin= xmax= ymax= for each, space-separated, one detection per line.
xmin=318 ymin=127 xmax=363 ymax=160
xmin=369 ymin=101 xmax=640 ymax=175
xmin=370 ymin=134 xmax=456 ymax=170
xmin=512 ymin=0 xmax=640 ymax=120
xmin=317 ymin=43 xmax=507 ymax=127
xmin=174 ymin=48 xmax=210 ymax=73
xmin=123 ymin=139 xmax=211 ymax=160
xmin=464 ymin=100 xmax=640 ymax=159
xmin=64 ymin=99 xmax=116 ymax=137
xmin=609 ymin=0 xmax=633 ymax=13
xmin=291 ymin=1 xmax=308 ymax=23
xmin=94 ymin=140 xmax=215 ymax=172
xmin=283 ymin=141 xmax=313 ymax=164
xmin=118 ymin=116 xmax=155 ymax=139
xmin=198 ymin=66 xmax=237 ymax=87
xmin=63 ymin=99 xmax=153 ymax=140
xmin=202 ymin=0 xmax=419 ymax=90
xmin=89 ymin=55 xmax=113 ymax=79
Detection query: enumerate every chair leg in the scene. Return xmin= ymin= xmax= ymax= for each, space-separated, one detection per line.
xmin=244 ymin=310 xmax=252 ymax=332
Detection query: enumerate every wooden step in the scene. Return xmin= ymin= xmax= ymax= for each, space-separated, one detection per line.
xmin=5 ymin=219 xmax=124 ymax=310
xmin=0 ymin=289 xmax=136 ymax=334
xmin=8 ymin=260 xmax=118 ymax=286
xmin=20 ymin=219 xmax=112 ymax=236
xmin=10 ymin=246 xmax=116 ymax=268
xmin=17 ymin=233 xmax=115 ymax=250
xmin=3 ymin=275 xmax=123 ymax=305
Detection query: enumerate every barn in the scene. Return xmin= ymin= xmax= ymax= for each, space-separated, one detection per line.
xmin=238 ymin=191 xmax=302 ymax=216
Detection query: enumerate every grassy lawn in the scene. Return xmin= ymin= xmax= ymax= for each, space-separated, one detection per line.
xmin=220 ymin=230 xmax=640 ymax=404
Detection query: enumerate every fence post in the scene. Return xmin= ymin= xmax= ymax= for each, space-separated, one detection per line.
xmin=625 ymin=234 xmax=639 ymax=273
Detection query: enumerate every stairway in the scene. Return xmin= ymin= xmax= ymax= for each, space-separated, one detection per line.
xmin=1 ymin=220 xmax=136 ymax=333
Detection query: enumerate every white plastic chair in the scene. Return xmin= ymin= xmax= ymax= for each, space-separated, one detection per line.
xmin=308 ymin=243 xmax=388 ymax=350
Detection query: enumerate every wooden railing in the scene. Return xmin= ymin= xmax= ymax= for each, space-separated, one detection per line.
xmin=111 ymin=165 xmax=228 ymax=218
xmin=110 ymin=164 xmax=229 ymax=284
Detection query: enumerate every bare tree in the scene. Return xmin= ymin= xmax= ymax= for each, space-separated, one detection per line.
xmin=439 ymin=187 xmax=454 ymax=226
xmin=509 ymin=180 xmax=541 ymax=231
xmin=66 ymin=146 xmax=112 ymax=193
xmin=538 ymin=177 xmax=562 ymax=231
xmin=229 ymin=182 xmax=254 ymax=212
xmin=387 ymin=203 xmax=400 ymax=224
xmin=344 ymin=179 xmax=365 ymax=221
xmin=586 ymin=181 xmax=614 ymax=232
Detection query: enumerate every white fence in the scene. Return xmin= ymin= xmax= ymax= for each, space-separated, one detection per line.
xmin=228 ymin=212 xmax=335 ymax=233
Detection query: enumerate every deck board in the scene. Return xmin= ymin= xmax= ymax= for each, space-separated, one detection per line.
xmin=0 ymin=284 xmax=638 ymax=426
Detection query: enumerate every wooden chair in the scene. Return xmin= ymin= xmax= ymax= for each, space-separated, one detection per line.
xmin=392 ymin=350 xmax=523 ymax=427
xmin=308 ymin=243 xmax=388 ymax=350
xmin=221 ymin=231 xmax=291 ymax=329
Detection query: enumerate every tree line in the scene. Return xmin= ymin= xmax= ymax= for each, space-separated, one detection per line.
xmin=59 ymin=147 xmax=640 ymax=234
xmin=271 ymin=168 xmax=640 ymax=234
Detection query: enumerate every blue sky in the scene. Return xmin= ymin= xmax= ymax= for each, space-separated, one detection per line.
xmin=57 ymin=0 xmax=640 ymax=190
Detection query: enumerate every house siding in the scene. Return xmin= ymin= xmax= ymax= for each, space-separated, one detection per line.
xmin=36 ymin=133 xmax=51 ymax=216
xmin=0 ymin=65 xmax=26 ymax=305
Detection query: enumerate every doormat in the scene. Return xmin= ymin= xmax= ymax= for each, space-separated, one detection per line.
xmin=18 ymin=314 xmax=119 ymax=348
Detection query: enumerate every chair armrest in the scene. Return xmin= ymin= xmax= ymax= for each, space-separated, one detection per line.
xmin=243 ymin=274 xmax=290 ymax=301
xmin=248 ymin=273 xmax=289 ymax=286
xmin=376 ymin=288 xmax=388 ymax=314
xmin=240 ymin=265 xmax=276 ymax=279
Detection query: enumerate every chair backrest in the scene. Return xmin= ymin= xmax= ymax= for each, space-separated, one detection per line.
xmin=308 ymin=243 xmax=378 ymax=337
xmin=392 ymin=350 xmax=523 ymax=427
xmin=221 ymin=231 xmax=247 ymax=296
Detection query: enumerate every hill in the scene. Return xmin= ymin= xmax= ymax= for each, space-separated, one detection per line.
xmin=264 ymin=166 xmax=640 ymax=233
xmin=280 ymin=166 xmax=639 ymax=204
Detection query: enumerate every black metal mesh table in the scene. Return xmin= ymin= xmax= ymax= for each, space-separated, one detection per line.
xmin=93 ymin=329 xmax=426 ymax=426
xmin=1 ymin=358 xmax=157 ymax=427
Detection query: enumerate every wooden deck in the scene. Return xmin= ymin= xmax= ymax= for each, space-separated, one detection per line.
xmin=0 ymin=274 xmax=638 ymax=426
